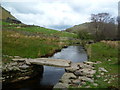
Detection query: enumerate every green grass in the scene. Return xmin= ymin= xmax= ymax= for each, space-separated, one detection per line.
xmin=86 ymin=42 xmax=119 ymax=88
xmin=2 ymin=21 xmax=79 ymax=61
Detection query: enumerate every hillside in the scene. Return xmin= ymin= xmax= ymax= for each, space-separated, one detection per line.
xmin=65 ymin=22 xmax=117 ymax=40
xmin=0 ymin=6 xmax=16 ymax=20
xmin=2 ymin=7 xmax=79 ymax=58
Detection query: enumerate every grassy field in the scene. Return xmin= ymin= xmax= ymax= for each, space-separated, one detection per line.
xmin=2 ymin=21 xmax=79 ymax=61
xmin=85 ymin=42 xmax=119 ymax=88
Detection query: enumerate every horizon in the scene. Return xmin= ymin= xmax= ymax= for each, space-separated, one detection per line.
xmin=1 ymin=0 xmax=119 ymax=31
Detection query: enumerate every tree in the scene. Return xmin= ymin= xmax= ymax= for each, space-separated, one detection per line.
xmin=91 ymin=13 xmax=116 ymax=41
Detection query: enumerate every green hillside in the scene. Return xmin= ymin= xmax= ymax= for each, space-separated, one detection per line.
xmin=1 ymin=7 xmax=79 ymax=59
xmin=0 ymin=6 xmax=16 ymax=20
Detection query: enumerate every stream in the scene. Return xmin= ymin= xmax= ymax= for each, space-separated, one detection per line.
xmin=3 ymin=45 xmax=88 ymax=90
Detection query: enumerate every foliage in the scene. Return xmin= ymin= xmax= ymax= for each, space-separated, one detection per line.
xmin=78 ymin=30 xmax=94 ymax=40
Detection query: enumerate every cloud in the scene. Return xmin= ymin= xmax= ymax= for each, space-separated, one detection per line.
xmin=1 ymin=0 xmax=119 ymax=30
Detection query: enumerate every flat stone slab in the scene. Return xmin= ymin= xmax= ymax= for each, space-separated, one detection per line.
xmin=12 ymin=58 xmax=71 ymax=68
xmin=29 ymin=58 xmax=71 ymax=68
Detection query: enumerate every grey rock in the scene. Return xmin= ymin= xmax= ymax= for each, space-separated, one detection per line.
xmin=93 ymin=83 xmax=98 ymax=87
xmin=19 ymin=64 xmax=29 ymax=69
xmin=79 ymin=76 xmax=94 ymax=83
xmin=61 ymin=73 xmax=77 ymax=79
xmin=83 ymin=61 xmax=94 ymax=66
xmin=65 ymin=63 xmax=79 ymax=72
xmin=53 ymin=83 xmax=69 ymax=88
xmin=59 ymin=78 xmax=71 ymax=84
xmin=99 ymin=67 xmax=108 ymax=72
xmin=72 ymin=79 xmax=81 ymax=85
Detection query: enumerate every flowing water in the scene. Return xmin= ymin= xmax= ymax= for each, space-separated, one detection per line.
xmin=3 ymin=45 xmax=88 ymax=90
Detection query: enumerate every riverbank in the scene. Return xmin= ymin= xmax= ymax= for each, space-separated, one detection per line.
xmin=53 ymin=41 xmax=119 ymax=89
xmin=84 ymin=41 xmax=119 ymax=88
xmin=2 ymin=21 xmax=80 ymax=84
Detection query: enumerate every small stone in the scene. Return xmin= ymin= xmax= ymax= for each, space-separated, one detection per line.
xmin=104 ymin=79 xmax=108 ymax=82
xmin=108 ymin=59 xmax=111 ymax=61
xmin=19 ymin=64 xmax=29 ymax=69
xmin=99 ymin=67 xmax=108 ymax=72
xmin=93 ymin=83 xmax=98 ymax=87
xmin=101 ymin=73 xmax=104 ymax=75
xmin=81 ymin=81 xmax=86 ymax=85
xmin=108 ymin=81 xmax=111 ymax=83
xmin=72 ymin=79 xmax=81 ymax=85
xmin=86 ymin=86 xmax=90 ymax=88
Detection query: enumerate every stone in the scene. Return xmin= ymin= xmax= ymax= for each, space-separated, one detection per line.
xmin=93 ymin=83 xmax=98 ymax=87
xmin=61 ymin=73 xmax=77 ymax=79
xmin=59 ymin=78 xmax=71 ymax=84
xmin=29 ymin=58 xmax=71 ymax=67
xmin=53 ymin=83 xmax=69 ymax=88
xmin=104 ymin=79 xmax=108 ymax=82
xmin=65 ymin=63 xmax=79 ymax=72
xmin=19 ymin=64 xmax=29 ymax=69
xmin=101 ymin=73 xmax=104 ymax=75
xmin=72 ymin=79 xmax=81 ymax=85
xmin=95 ymin=61 xmax=102 ymax=64
xmin=83 ymin=61 xmax=94 ymax=66
xmin=99 ymin=67 xmax=108 ymax=72
xmin=86 ymin=86 xmax=90 ymax=88
xmin=96 ymin=75 xmax=100 ymax=78
xmin=74 ymin=70 xmax=82 ymax=76
xmin=81 ymin=81 xmax=86 ymax=85
xmin=77 ymin=63 xmax=84 ymax=69
xmin=75 ymin=68 xmax=96 ymax=76
xmin=79 ymin=76 xmax=94 ymax=83
xmin=85 ymin=77 xmax=94 ymax=83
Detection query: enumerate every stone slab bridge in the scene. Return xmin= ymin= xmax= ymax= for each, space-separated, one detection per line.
xmin=12 ymin=58 xmax=71 ymax=68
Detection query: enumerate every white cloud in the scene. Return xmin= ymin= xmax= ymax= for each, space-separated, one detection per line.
xmin=1 ymin=0 xmax=119 ymax=30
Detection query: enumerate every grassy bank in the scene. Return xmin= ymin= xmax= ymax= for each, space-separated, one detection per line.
xmin=85 ymin=42 xmax=119 ymax=88
xmin=2 ymin=21 xmax=79 ymax=62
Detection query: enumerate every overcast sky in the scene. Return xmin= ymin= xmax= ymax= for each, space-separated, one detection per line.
xmin=1 ymin=0 xmax=119 ymax=30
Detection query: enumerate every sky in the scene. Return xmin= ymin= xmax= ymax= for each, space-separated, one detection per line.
xmin=1 ymin=0 xmax=119 ymax=30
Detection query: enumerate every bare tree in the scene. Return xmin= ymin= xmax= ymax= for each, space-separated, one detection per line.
xmin=91 ymin=13 xmax=116 ymax=41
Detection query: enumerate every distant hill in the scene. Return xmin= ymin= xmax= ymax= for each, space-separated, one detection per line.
xmin=65 ymin=22 xmax=96 ymax=34
xmin=65 ymin=22 xmax=118 ymax=40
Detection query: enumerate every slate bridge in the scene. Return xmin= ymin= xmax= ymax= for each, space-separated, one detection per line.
xmin=12 ymin=58 xmax=71 ymax=68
